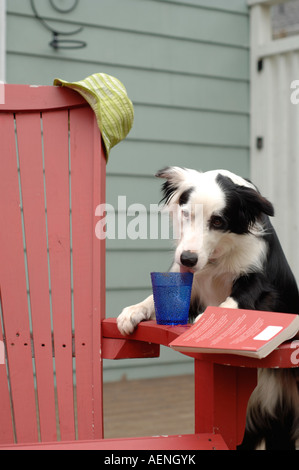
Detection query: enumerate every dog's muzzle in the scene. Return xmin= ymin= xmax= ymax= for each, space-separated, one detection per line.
xmin=180 ymin=251 xmax=198 ymax=268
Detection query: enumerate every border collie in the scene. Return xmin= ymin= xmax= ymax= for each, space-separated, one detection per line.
xmin=117 ymin=167 xmax=299 ymax=450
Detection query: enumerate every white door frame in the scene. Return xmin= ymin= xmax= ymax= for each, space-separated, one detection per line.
xmin=248 ymin=0 xmax=299 ymax=281
xmin=0 ymin=0 xmax=6 ymax=83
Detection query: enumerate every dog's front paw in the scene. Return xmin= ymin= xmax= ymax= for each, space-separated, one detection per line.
xmin=117 ymin=296 xmax=155 ymax=335
xmin=219 ymin=297 xmax=238 ymax=309
xmin=194 ymin=313 xmax=204 ymax=323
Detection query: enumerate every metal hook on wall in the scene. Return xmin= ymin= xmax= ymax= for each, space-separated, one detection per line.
xmin=30 ymin=0 xmax=87 ymax=50
xmin=49 ymin=31 xmax=87 ymax=50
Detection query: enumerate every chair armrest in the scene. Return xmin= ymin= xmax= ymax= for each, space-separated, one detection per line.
xmin=102 ymin=318 xmax=189 ymax=346
xmin=101 ymin=318 xmax=189 ymax=360
xmin=102 ymin=318 xmax=299 ymax=367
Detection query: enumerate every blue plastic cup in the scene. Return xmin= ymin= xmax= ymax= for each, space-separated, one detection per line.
xmin=150 ymin=272 xmax=194 ymax=326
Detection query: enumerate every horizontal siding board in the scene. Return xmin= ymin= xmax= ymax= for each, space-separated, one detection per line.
xmin=106 ymin=239 xmax=172 ymax=253
xmin=106 ymin=289 xmax=153 ymax=319
xmin=8 ymin=0 xmax=249 ymax=17
xmin=108 ymin=142 xmax=250 ymax=176
xmin=106 ymin=175 xmax=161 ymax=207
xmin=153 ymin=0 xmax=249 ymax=14
xmin=7 ymin=16 xmax=249 ymax=80
xmin=7 ymin=0 xmax=248 ymax=47
xmin=106 ymin=250 xmax=173 ymax=290
xmin=131 ymin=106 xmax=249 ymax=146
xmin=127 ymin=73 xmax=249 ymax=114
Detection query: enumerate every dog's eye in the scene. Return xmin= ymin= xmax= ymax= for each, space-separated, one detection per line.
xmin=210 ymin=216 xmax=224 ymax=229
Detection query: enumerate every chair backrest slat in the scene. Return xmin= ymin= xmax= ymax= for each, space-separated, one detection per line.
xmin=42 ymin=109 xmax=76 ymax=442
xmin=91 ymin=111 xmax=106 ymax=440
xmin=0 ymin=85 xmax=106 ymax=444
xmin=70 ymin=107 xmax=104 ymax=440
xmin=15 ymin=112 xmax=58 ymax=442
xmin=0 ymin=113 xmax=39 ymax=443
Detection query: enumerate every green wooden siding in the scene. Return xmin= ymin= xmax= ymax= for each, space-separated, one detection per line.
xmin=6 ymin=0 xmax=249 ymax=380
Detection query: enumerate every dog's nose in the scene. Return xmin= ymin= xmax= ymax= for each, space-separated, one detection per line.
xmin=180 ymin=251 xmax=198 ymax=268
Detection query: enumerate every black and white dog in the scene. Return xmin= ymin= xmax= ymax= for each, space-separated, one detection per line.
xmin=117 ymin=167 xmax=299 ymax=450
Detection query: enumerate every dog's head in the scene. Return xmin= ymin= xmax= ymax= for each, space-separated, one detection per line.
xmin=156 ymin=167 xmax=274 ymax=273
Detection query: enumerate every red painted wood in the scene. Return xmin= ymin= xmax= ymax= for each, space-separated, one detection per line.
xmin=0 ymin=84 xmax=86 ymax=112
xmin=42 ymin=110 xmax=76 ymax=441
xmin=102 ymin=337 xmax=160 ymax=360
xmin=102 ymin=319 xmax=189 ymax=348
xmin=15 ymin=112 xmax=57 ymax=441
xmin=91 ymin=116 xmax=106 ymax=440
xmin=0 ymin=113 xmax=39 ymax=443
xmin=211 ymin=365 xmax=257 ymax=450
xmin=194 ymin=360 xmax=214 ymax=434
xmin=194 ymin=361 xmax=257 ymax=450
xmin=0 ymin=433 xmax=228 ymax=450
xmin=70 ymin=107 xmax=104 ymax=440
xmin=213 ymin=365 xmax=239 ymax=450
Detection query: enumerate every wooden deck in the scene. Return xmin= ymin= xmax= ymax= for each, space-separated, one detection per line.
xmin=103 ymin=375 xmax=194 ymax=439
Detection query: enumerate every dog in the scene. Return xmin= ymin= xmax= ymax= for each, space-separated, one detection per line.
xmin=117 ymin=166 xmax=299 ymax=450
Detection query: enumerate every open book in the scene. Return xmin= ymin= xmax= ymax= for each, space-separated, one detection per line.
xmin=170 ymin=306 xmax=299 ymax=359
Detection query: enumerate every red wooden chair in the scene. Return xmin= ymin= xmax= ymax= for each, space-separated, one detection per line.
xmin=0 ymin=84 xmax=228 ymax=450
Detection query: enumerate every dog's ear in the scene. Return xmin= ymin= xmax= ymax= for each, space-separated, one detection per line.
xmin=155 ymin=166 xmax=188 ymax=182
xmin=236 ymin=185 xmax=274 ymax=217
xmin=155 ymin=167 xmax=189 ymax=205
xmin=235 ymin=185 xmax=274 ymax=230
xmin=217 ymin=174 xmax=274 ymax=233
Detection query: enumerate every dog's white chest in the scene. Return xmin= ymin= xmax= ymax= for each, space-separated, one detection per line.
xmin=192 ymin=270 xmax=234 ymax=309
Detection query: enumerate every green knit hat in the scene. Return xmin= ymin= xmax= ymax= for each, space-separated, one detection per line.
xmin=54 ymin=73 xmax=134 ymax=160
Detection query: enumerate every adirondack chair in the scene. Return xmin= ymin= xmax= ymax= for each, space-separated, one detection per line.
xmin=1 ymin=84 xmax=297 ymax=451
xmin=0 ymin=84 xmax=228 ymax=450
